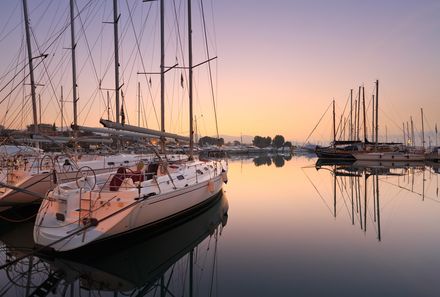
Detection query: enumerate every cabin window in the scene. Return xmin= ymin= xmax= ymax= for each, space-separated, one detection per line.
xmin=177 ymin=175 xmax=185 ymax=180
xmin=107 ymin=162 xmax=115 ymax=166
xmin=196 ymin=169 xmax=203 ymax=175
xmin=204 ymin=167 xmax=209 ymax=171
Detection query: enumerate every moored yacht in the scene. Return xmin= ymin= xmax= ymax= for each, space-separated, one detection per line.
xmin=33 ymin=157 xmax=227 ymax=251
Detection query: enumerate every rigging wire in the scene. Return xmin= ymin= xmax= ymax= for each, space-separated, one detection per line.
xmin=0 ymin=1 xmax=20 ymax=43
xmin=199 ymin=0 xmax=219 ymax=140
xmin=0 ymin=57 xmax=47 ymax=106
xmin=74 ymin=0 xmax=107 ymax=123
xmin=29 ymin=27 xmax=63 ymax=120
xmin=126 ymin=0 xmax=160 ymax=129
xmin=335 ymin=91 xmax=351 ymax=140
xmin=301 ymin=167 xmax=334 ymax=215
xmin=303 ymin=101 xmax=333 ymax=146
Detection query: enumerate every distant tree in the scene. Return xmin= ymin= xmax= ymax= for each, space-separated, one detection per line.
xmin=272 ymin=135 xmax=285 ymax=148
xmin=252 ymin=136 xmax=272 ymax=148
xmin=233 ymin=140 xmax=241 ymax=146
xmin=284 ymin=141 xmax=292 ymax=148
xmin=199 ymin=136 xmax=224 ymax=146
xmin=52 ymin=123 xmax=56 ymax=131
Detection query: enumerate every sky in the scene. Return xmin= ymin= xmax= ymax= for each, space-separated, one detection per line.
xmin=0 ymin=0 xmax=439 ymax=144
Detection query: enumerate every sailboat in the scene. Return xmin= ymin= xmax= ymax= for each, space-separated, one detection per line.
xmin=33 ymin=0 xmax=228 ymax=252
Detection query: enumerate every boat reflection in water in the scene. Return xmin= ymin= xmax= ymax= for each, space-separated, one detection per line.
xmin=307 ymin=160 xmax=439 ymax=241
xmin=0 ymin=192 xmax=229 ymax=296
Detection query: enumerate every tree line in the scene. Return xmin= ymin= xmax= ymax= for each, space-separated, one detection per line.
xmin=252 ymin=135 xmax=292 ymax=149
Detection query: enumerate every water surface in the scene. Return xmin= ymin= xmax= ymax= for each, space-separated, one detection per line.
xmin=1 ymin=155 xmax=439 ymax=296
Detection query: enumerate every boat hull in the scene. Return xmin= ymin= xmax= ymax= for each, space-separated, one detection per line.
xmin=34 ymin=172 xmax=225 ymax=252
xmin=352 ymin=152 xmax=425 ymax=162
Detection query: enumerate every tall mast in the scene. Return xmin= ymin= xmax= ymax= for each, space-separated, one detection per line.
xmin=362 ymin=86 xmax=367 ymax=143
xmin=357 ymin=86 xmax=361 ymax=141
xmin=107 ymin=90 xmax=110 ymax=120
xmin=402 ymin=122 xmax=406 ymax=145
xmin=188 ymin=0 xmax=194 ymax=159
xmin=350 ymin=89 xmax=353 ymax=141
xmin=160 ymin=0 xmax=165 ymax=152
xmin=354 ymin=99 xmax=357 ymax=141
xmin=38 ymin=94 xmax=41 ymax=125
xmin=410 ymin=117 xmax=414 ymax=146
xmin=22 ymin=0 xmax=39 ymax=136
xmin=70 ymin=0 xmax=78 ymax=130
xmin=371 ymin=94 xmax=375 ymax=143
xmin=375 ymin=80 xmax=379 ymax=146
xmin=60 ymin=86 xmax=63 ymax=132
xmin=332 ymin=99 xmax=336 ymax=148
xmin=436 ymin=123 xmax=438 ymax=147
xmin=138 ymin=82 xmax=141 ymax=127
xmin=421 ymin=108 xmax=425 ymax=149
xmin=113 ymin=0 xmax=120 ymax=124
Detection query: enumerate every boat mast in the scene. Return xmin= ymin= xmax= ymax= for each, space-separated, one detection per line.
xmin=113 ymin=0 xmax=120 ymax=124
xmin=22 ymin=0 xmax=39 ymax=137
xmin=375 ymin=80 xmax=379 ymax=146
xmin=421 ymin=108 xmax=425 ymax=149
xmin=107 ymin=90 xmax=110 ymax=120
xmin=436 ymin=123 xmax=438 ymax=147
xmin=38 ymin=94 xmax=41 ymax=125
xmin=188 ymin=0 xmax=194 ymax=159
xmin=410 ymin=117 xmax=414 ymax=146
xmin=350 ymin=89 xmax=353 ymax=141
xmin=357 ymin=86 xmax=361 ymax=141
xmin=362 ymin=85 xmax=367 ymax=143
xmin=353 ymin=98 xmax=357 ymax=141
xmin=332 ymin=99 xmax=336 ymax=148
xmin=138 ymin=82 xmax=141 ymax=126
xmin=371 ymin=94 xmax=375 ymax=143
xmin=60 ymin=86 xmax=63 ymax=132
xmin=70 ymin=0 xmax=78 ymax=131
xmin=160 ymin=0 xmax=165 ymax=152
xmin=402 ymin=122 xmax=406 ymax=145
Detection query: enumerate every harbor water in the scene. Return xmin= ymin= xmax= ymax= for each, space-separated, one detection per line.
xmin=0 ymin=155 xmax=439 ymax=296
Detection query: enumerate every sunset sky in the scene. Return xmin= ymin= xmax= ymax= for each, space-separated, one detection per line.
xmin=0 ymin=0 xmax=439 ymax=144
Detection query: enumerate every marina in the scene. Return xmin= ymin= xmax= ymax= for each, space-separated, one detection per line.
xmin=1 ymin=0 xmax=440 ymax=296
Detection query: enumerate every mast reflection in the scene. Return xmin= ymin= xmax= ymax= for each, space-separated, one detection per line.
xmin=310 ymin=160 xmax=439 ymax=242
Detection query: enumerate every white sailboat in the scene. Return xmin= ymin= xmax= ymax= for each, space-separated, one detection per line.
xmin=33 ymin=0 xmax=228 ymax=252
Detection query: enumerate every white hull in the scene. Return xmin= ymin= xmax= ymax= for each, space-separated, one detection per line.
xmin=34 ymin=159 xmax=227 ymax=251
xmin=39 ymin=194 xmax=228 ymax=291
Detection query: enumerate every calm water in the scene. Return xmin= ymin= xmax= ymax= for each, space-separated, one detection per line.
xmin=1 ymin=155 xmax=440 ymax=296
